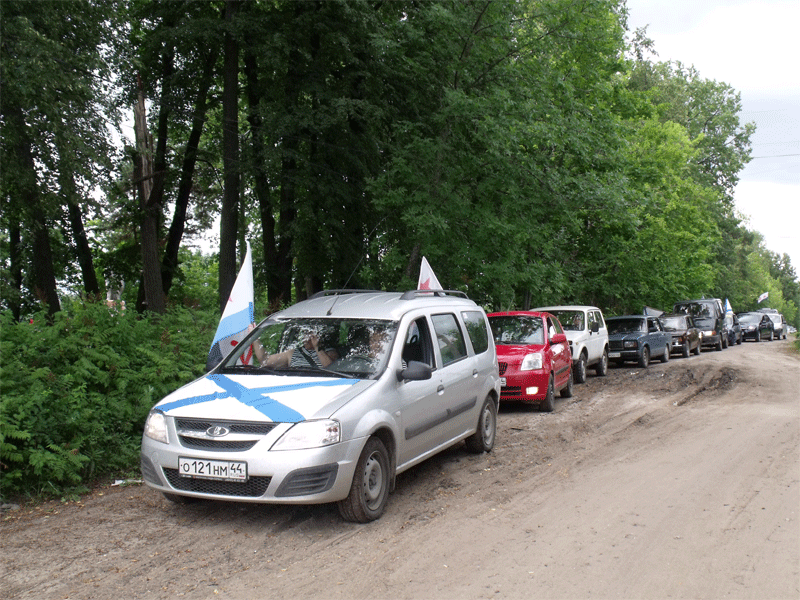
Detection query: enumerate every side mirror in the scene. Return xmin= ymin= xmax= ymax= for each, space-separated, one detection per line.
xmin=551 ymin=333 xmax=567 ymax=345
xmin=591 ymin=321 xmax=599 ymax=333
xmin=397 ymin=361 xmax=433 ymax=382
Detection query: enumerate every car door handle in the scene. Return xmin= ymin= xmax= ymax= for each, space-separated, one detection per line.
xmin=472 ymin=369 xmax=479 ymax=378
xmin=437 ymin=385 xmax=445 ymax=395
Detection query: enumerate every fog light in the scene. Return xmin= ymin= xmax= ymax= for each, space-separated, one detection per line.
xmin=526 ymin=386 xmax=539 ymax=395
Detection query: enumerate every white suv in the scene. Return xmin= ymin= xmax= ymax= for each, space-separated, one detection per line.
xmin=534 ymin=306 xmax=609 ymax=383
xmin=141 ymin=290 xmax=500 ymax=522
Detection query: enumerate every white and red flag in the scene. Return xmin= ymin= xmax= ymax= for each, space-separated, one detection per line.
xmin=417 ymin=256 xmax=442 ymax=290
xmin=757 ymin=291 xmax=769 ymax=304
xmin=207 ymin=242 xmax=255 ymax=369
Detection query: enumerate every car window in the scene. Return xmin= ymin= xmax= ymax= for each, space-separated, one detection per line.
xmin=402 ymin=317 xmax=435 ymax=368
xmin=488 ymin=315 xmax=545 ymax=345
xmin=461 ymin=310 xmax=490 ymax=354
xmin=552 ymin=310 xmax=583 ymax=331
xmin=431 ymin=313 xmax=468 ymax=366
xmin=548 ymin=317 xmax=563 ymax=337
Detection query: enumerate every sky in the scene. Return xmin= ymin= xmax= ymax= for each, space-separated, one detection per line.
xmin=624 ymin=0 xmax=800 ymax=274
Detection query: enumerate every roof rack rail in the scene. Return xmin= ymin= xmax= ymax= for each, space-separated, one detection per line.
xmin=309 ymin=289 xmax=383 ymax=299
xmin=399 ymin=289 xmax=468 ymax=300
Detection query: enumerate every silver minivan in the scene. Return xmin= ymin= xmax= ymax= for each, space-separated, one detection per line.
xmin=141 ymin=290 xmax=500 ymax=522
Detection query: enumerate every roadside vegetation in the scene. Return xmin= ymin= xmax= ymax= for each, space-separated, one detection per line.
xmin=1 ymin=0 xmax=798 ymax=500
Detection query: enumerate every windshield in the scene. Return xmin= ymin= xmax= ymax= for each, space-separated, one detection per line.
xmin=767 ymin=314 xmax=782 ymax=324
xmin=550 ymin=311 xmax=584 ymax=331
xmin=607 ymin=318 xmax=645 ymax=334
xmin=738 ymin=313 xmax=760 ymax=324
xmin=221 ymin=317 xmax=397 ymax=379
xmin=660 ymin=316 xmax=686 ymax=331
xmin=674 ymin=301 xmax=715 ymax=319
xmin=489 ymin=315 xmax=545 ymax=345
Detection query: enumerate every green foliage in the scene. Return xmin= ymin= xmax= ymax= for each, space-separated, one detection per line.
xmin=0 ymin=301 xmax=217 ymax=500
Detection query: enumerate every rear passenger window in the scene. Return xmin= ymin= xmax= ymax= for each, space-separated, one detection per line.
xmin=461 ymin=310 xmax=490 ymax=354
xmin=431 ymin=313 xmax=467 ymax=366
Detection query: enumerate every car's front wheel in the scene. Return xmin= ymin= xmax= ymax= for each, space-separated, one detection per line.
xmin=638 ymin=346 xmax=650 ymax=368
xmin=541 ymin=376 xmax=556 ymax=412
xmin=338 ymin=437 xmax=390 ymax=523
xmin=574 ymin=353 xmax=587 ymax=383
xmin=682 ymin=343 xmax=690 ymax=358
xmin=465 ymin=395 xmax=497 ymax=453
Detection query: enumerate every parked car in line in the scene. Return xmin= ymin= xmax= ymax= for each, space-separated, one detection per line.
xmin=606 ymin=315 xmax=671 ymax=368
xmin=763 ymin=312 xmax=788 ymax=340
xmin=725 ymin=313 xmax=743 ymax=346
xmin=534 ymin=305 xmax=609 ymax=383
xmin=488 ymin=311 xmax=573 ymax=412
xmin=141 ymin=289 xmax=501 ymax=522
xmin=659 ymin=313 xmax=702 ymax=358
xmin=738 ymin=312 xmax=775 ymax=342
xmin=673 ymin=298 xmax=727 ymax=351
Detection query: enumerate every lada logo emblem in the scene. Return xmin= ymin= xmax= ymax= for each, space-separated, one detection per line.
xmin=206 ymin=426 xmax=230 ymax=437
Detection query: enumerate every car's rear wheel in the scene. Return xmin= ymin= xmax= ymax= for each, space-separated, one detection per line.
xmin=595 ymin=349 xmax=608 ymax=376
xmin=560 ymin=370 xmax=574 ymax=398
xmin=574 ymin=353 xmax=587 ymax=383
xmin=338 ymin=437 xmax=390 ymax=523
xmin=541 ymin=376 xmax=555 ymax=412
xmin=638 ymin=346 xmax=650 ymax=368
xmin=465 ymin=395 xmax=497 ymax=453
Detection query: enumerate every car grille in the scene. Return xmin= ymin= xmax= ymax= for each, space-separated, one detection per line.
xmin=163 ymin=468 xmax=271 ymax=497
xmin=174 ymin=418 xmax=277 ymax=453
xmin=498 ymin=362 xmax=508 ymax=376
xmin=609 ymin=340 xmax=624 ymax=351
xmin=500 ymin=386 xmax=521 ymax=398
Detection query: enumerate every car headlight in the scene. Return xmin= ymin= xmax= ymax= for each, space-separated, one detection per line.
xmin=144 ymin=410 xmax=168 ymax=444
xmin=271 ymin=419 xmax=341 ymax=451
xmin=623 ymin=340 xmax=638 ymax=349
xmin=521 ymin=353 xmax=543 ymax=370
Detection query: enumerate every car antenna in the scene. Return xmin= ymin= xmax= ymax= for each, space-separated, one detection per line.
xmin=327 ymin=217 xmax=387 ymax=316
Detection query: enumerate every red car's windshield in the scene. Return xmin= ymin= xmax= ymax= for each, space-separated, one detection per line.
xmin=489 ymin=315 xmax=545 ymax=345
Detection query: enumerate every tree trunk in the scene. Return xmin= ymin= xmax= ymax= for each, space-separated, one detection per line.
xmin=218 ymin=0 xmax=241 ymax=314
xmin=161 ymin=45 xmax=219 ymax=296
xmin=7 ymin=103 xmax=61 ymax=317
xmin=133 ymin=81 xmax=166 ymax=314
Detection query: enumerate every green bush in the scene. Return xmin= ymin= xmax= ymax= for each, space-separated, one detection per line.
xmin=0 ymin=301 xmax=218 ymax=500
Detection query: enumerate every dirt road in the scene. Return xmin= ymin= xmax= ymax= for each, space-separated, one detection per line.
xmin=2 ymin=339 xmax=798 ymax=600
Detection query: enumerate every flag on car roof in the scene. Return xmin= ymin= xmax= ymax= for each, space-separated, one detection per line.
xmin=418 ymin=256 xmax=442 ymax=290
xmin=757 ymin=291 xmax=769 ymax=303
xmin=207 ymin=242 xmax=255 ymax=369
xmin=724 ymin=298 xmax=733 ymax=315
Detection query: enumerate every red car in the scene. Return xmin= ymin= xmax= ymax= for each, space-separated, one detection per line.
xmin=487 ymin=311 xmax=573 ymax=411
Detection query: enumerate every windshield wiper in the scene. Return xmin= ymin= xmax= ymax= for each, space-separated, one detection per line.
xmin=272 ymin=365 xmax=357 ymax=379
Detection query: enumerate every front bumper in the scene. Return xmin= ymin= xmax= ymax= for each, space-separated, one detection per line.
xmin=499 ymin=370 xmax=550 ymax=402
xmin=141 ymin=430 xmax=366 ymax=504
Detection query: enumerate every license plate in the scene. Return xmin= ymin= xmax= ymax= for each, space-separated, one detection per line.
xmin=178 ymin=457 xmax=248 ymax=482
xmin=608 ymin=352 xmax=621 ymax=358
xmin=500 ymin=377 xmax=507 ymax=387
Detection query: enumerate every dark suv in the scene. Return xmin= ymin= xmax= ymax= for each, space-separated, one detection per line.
xmin=673 ymin=298 xmax=726 ymax=351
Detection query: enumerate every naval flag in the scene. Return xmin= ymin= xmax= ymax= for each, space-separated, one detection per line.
xmin=207 ymin=242 xmax=255 ymax=369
